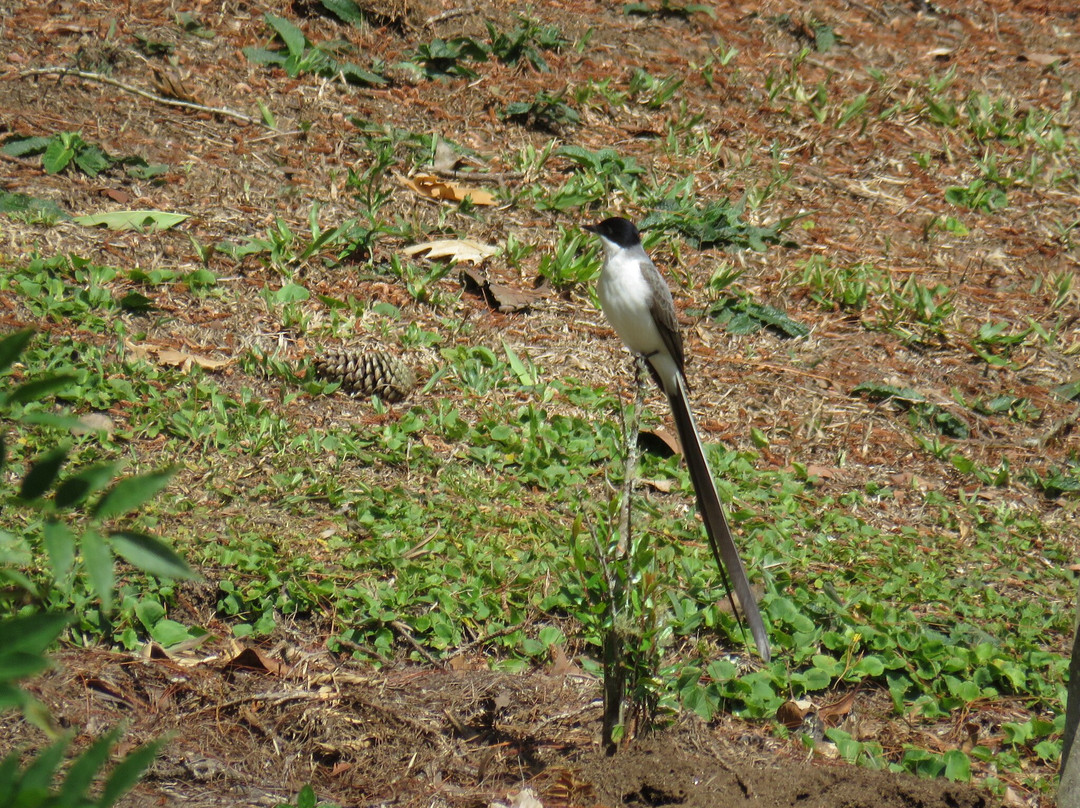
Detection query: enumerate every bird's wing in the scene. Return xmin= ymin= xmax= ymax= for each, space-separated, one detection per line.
xmin=642 ymin=259 xmax=685 ymax=378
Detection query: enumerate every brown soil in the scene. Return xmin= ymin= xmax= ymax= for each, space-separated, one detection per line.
xmin=1 ymin=0 xmax=1077 ymax=806
xmin=8 ymin=644 xmax=995 ymax=808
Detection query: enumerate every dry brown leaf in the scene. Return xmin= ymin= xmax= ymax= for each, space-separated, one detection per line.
xmin=401 ymin=173 xmax=495 ymax=205
xmin=460 ymin=267 xmax=543 ymax=313
xmin=639 ymin=427 xmax=679 ymax=457
xmin=1018 ymin=52 xmax=1065 ymax=67
xmin=818 ymin=689 xmax=858 ymax=727
xmin=640 ymin=477 xmax=674 ymax=494
xmin=126 ymin=339 xmax=232 ymax=372
xmin=222 ymin=647 xmax=292 ymax=677
xmin=151 ymin=65 xmax=201 ymax=103
xmin=447 ymin=653 xmax=486 ymax=671
xmin=100 ymin=188 xmax=131 ymax=204
xmin=548 ymin=644 xmax=585 ymax=677
xmin=402 ymin=238 xmax=498 ymax=265
xmin=156 ymin=348 xmax=192 ymax=366
xmin=485 ymin=282 xmax=541 ymax=313
xmin=776 ymin=698 xmax=814 ymax=729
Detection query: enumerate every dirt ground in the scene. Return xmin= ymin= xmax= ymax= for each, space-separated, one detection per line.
xmin=5 ymin=642 xmax=996 ymax=808
xmin=1 ymin=0 xmax=1078 ymax=806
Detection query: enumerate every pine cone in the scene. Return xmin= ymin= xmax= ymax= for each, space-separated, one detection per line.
xmin=313 ymin=349 xmax=415 ymax=403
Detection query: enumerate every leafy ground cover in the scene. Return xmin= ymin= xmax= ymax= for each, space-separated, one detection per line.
xmin=1 ymin=0 xmax=1078 ymax=805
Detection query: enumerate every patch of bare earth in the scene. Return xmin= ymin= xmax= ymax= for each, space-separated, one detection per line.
xmin=1 ymin=0 xmax=1076 ymax=806
xmin=7 ymin=641 xmax=994 ymax=808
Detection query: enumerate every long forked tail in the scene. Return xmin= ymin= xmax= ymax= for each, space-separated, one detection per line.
xmin=667 ymin=375 xmax=771 ymax=661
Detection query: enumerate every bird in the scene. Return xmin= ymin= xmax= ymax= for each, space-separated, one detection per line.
xmin=584 ymin=216 xmax=771 ymax=662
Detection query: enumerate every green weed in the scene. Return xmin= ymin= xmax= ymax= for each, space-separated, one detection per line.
xmin=945 ymin=178 xmax=1008 ymax=213
xmin=486 ymin=15 xmax=568 ymax=71
xmin=623 ymin=0 xmax=714 ymax=20
xmin=3 ymin=132 xmax=111 ymax=177
xmin=222 ymin=203 xmax=361 ymax=276
xmin=244 ymin=13 xmax=387 ymax=85
xmin=867 ymin=276 xmax=957 ymax=345
xmin=501 ymin=89 xmax=580 ymax=132
xmin=537 ymin=226 xmax=597 ymax=289
xmin=2 ymin=132 xmax=167 ymax=180
xmin=640 ymin=192 xmax=795 ymax=251
xmin=529 ymin=146 xmax=644 ymax=212
xmin=403 ymin=36 xmax=488 ymax=79
xmin=628 ymin=68 xmax=685 ymax=110
xmin=0 ymin=191 xmax=69 ymax=225
xmin=792 ymin=256 xmax=882 ymax=310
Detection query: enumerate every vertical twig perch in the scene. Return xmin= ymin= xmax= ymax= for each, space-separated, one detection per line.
xmin=615 ymin=356 xmax=648 ymax=557
xmin=601 ymin=626 xmax=625 ymax=755
xmin=602 ymin=356 xmax=649 ymax=754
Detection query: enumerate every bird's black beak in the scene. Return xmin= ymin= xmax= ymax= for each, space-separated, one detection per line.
xmin=583 ymin=223 xmax=599 ymax=234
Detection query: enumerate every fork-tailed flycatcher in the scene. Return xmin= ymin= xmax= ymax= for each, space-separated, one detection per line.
xmin=584 ymin=216 xmax=771 ymax=662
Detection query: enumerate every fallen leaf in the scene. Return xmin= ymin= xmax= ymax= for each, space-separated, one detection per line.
xmin=125 ymin=339 xmax=232 ymax=372
xmin=485 ymin=282 xmax=541 ymax=313
xmin=74 ymin=210 xmax=190 ymax=232
xmin=401 ymin=173 xmax=495 ymax=206
xmin=459 ymin=267 xmax=543 ymax=313
xmin=777 ymin=698 xmax=814 ymax=729
xmin=222 ymin=647 xmax=292 ymax=677
xmin=157 ymin=348 xmax=232 ymax=370
xmin=100 ymin=188 xmax=131 ymax=204
xmin=640 ymin=478 xmax=674 ymax=493
xmin=151 ymin=65 xmax=201 ymax=103
xmin=431 ymin=136 xmax=460 ymax=172
xmin=402 ymin=238 xmax=498 ymax=265
xmin=1018 ymin=52 xmax=1065 ymax=67
xmin=548 ymin=644 xmax=584 ymax=676
xmin=818 ymin=689 xmax=857 ymax=727
xmin=638 ymin=428 xmax=679 ymax=457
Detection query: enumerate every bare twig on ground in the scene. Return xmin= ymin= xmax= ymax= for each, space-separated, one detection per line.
xmin=425 ymin=6 xmax=477 ymax=26
xmin=19 ymin=67 xmax=265 ymax=128
xmin=432 ymin=168 xmax=526 ymax=182
xmin=390 ymin=619 xmax=445 ymax=668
